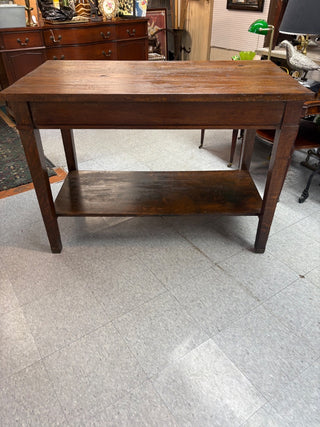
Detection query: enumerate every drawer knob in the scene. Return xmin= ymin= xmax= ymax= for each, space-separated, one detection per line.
xmin=126 ymin=28 xmax=136 ymax=37
xmin=49 ymin=31 xmax=62 ymax=43
xmin=17 ymin=38 xmax=29 ymax=46
xmin=52 ymin=55 xmax=65 ymax=60
xmin=100 ymin=31 xmax=111 ymax=39
xmin=102 ymin=50 xmax=112 ymax=57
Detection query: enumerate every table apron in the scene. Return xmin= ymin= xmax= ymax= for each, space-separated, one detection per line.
xmin=28 ymin=101 xmax=287 ymax=129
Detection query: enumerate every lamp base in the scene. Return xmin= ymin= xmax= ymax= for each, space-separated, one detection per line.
xmin=296 ymin=35 xmax=309 ymax=55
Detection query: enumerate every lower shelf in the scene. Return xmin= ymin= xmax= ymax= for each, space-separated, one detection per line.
xmin=54 ymin=170 xmax=262 ymax=217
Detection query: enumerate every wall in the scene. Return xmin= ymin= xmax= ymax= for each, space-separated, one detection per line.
xmin=211 ymin=0 xmax=271 ymax=54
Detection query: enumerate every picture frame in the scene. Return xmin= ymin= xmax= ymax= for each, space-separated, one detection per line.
xmin=226 ymin=0 xmax=264 ymax=12
xmin=146 ymin=8 xmax=167 ymax=59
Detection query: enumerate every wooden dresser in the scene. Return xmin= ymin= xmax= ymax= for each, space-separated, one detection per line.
xmin=0 ymin=19 xmax=148 ymax=88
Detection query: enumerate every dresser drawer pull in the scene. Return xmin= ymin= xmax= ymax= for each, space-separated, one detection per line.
xmin=100 ymin=31 xmax=111 ymax=39
xmin=102 ymin=50 xmax=112 ymax=57
xmin=49 ymin=31 xmax=62 ymax=43
xmin=17 ymin=38 xmax=29 ymax=46
xmin=126 ymin=28 xmax=136 ymax=37
xmin=53 ymin=55 xmax=65 ymax=60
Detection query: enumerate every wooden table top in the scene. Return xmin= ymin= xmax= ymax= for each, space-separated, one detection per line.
xmin=1 ymin=60 xmax=313 ymax=103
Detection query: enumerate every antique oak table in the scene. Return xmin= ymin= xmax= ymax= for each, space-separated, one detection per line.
xmin=1 ymin=60 xmax=313 ymax=253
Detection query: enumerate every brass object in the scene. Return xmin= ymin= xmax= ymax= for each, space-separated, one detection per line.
xmin=25 ymin=0 xmax=36 ymax=26
xmin=296 ymin=35 xmax=309 ymax=55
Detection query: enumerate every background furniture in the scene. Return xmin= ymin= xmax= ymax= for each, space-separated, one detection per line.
xmin=1 ymin=60 xmax=312 ymax=254
xmin=199 ymin=128 xmax=244 ymax=168
xmin=0 ymin=19 xmax=148 ymax=89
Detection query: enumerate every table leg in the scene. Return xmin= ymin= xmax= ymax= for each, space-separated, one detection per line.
xmin=254 ymin=125 xmax=299 ymax=253
xmin=240 ymin=129 xmax=256 ymax=171
xmin=61 ymin=129 xmax=78 ymax=172
xmin=19 ymin=127 xmax=62 ymax=253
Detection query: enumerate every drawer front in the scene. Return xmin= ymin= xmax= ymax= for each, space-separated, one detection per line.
xmin=117 ymin=21 xmax=147 ymax=39
xmin=117 ymin=39 xmax=148 ymax=60
xmin=43 ymin=25 xmax=116 ymax=47
xmin=2 ymin=48 xmax=46 ymax=85
xmin=46 ymin=42 xmax=116 ymax=60
xmin=0 ymin=31 xmax=43 ymax=50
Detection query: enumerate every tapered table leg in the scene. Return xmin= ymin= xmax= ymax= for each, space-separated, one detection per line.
xmin=254 ymin=125 xmax=300 ymax=253
xmin=19 ymin=127 xmax=62 ymax=253
xmin=61 ymin=129 xmax=78 ymax=172
xmin=240 ymin=129 xmax=256 ymax=171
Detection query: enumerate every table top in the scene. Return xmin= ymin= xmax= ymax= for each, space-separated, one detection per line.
xmin=1 ymin=60 xmax=313 ymax=104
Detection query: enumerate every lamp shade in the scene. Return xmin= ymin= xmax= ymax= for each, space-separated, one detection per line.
xmin=279 ymin=0 xmax=320 ymax=35
xmin=248 ymin=19 xmax=269 ymax=36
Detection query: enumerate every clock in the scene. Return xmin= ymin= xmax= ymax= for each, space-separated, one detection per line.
xmin=98 ymin=0 xmax=117 ymax=19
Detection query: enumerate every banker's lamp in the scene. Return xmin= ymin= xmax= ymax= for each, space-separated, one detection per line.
xmin=279 ymin=0 xmax=320 ymax=54
xmin=248 ymin=19 xmax=274 ymax=60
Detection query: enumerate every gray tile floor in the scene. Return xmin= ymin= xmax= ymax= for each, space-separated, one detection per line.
xmin=1 ymin=128 xmax=320 ymax=426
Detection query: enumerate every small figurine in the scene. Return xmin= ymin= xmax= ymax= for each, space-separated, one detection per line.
xmin=280 ymin=40 xmax=320 ymax=80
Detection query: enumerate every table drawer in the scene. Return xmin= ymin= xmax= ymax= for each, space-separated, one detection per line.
xmin=46 ymin=42 xmax=116 ymax=60
xmin=43 ymin=25 xmax=116 ymax=47
xmin=0 ymin=30 xmax=43 ymax=50
xmin=117 ymin=21 xmax=147 ymax=39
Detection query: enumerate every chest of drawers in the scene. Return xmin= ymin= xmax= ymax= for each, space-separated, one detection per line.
xmin=0 ymin=19 xmax=148 ymax=88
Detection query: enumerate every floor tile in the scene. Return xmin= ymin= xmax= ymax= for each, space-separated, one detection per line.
xmin=0 ymin=361 xmax=67 ymax=426
xmin=263 ymin=278 xmax=320 ymax=352
xmin=243 ymin=403 xmax=289 ymax=427
xmin=268 ymin=359 xmax=320 ymax=426
xmin=305 ymin=267 xmax=320 ymax=288
xmin=152 ymin=339 xmax=266 ymax=427
xmin=292 ymin=210 xmax=320 ymax=244
xmin=114 ymin=292 xmax=209 ymax=377
xmin=266 ymin=225 xmax=320 ymax=275
xmin=71 ymin=381 xmax=178 ymax=426
xmin=22 ymin=283 xmax=108 ymax=357
xmin=0 ymin=307 xmax=41 ymax=381
xmin=57 ymin=215 xmax=130 ymax=245
xmin=164 ymin=215 xmax=258 ymax=263
xmin=0 ymin=271 xmax=20 ymax=316
xmin=218 ymin=250 xmax=298 ymax=301
xmin=44 ymin=323 xmax=147 ymax=420
xmin=1 ymin=247 xmax=83 ymax=305
xmin=88 ymin=255 xmax=167 ymax=321
xmin=213 ymin=306 xmax=317 ymax=400
xmin=170 ymin=267 xmax=260 ymax=336
xmin=1 ymin=190 xmax=43 ymax=247
xmin=128 ymin=218 xmax=213 ymax=289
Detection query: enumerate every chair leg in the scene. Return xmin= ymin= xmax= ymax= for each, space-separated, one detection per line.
xmin=199 ymin=129 xmax=205 ymax=148
xmin=299 ymin=166 xmax=320 ymax=203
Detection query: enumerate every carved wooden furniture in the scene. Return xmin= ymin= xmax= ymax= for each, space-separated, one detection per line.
xmin=1 ymin=60 xmax=313 ymax=253
xmin=0 ymin=19 xmax=148 ymax=89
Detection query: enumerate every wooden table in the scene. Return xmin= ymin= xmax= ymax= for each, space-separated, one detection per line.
xmin=1 ymin=60 xmax=313 ymax=253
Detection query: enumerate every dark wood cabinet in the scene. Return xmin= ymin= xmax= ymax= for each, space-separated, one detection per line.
xmin=0 ymin=19 xmax=148 ymax=89
xmin=2 ymin=48 xmax=46 ymax=85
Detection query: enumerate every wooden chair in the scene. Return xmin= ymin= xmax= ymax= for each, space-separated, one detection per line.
xmin=199 ymin=99 xmax=320 ymax=202
xmin=256 ymin=100 xmax=320 ymax=202
xmin=199 ymin=129 xmax=244 ymax=167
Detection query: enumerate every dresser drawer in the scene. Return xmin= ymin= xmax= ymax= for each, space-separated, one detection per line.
xmin=116 ymin=21 xmax=147 ymax=39
xmin=0 ymin=30 xmax=43 ymax=50
xmin=43 ymin=25 xmax=116 ymax=47
xmin=46 ymin=42 xmax=117 ymax=60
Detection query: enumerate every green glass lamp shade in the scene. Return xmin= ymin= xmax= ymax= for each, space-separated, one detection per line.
xmin=248 ymin=19 xmax=269 ymax=36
